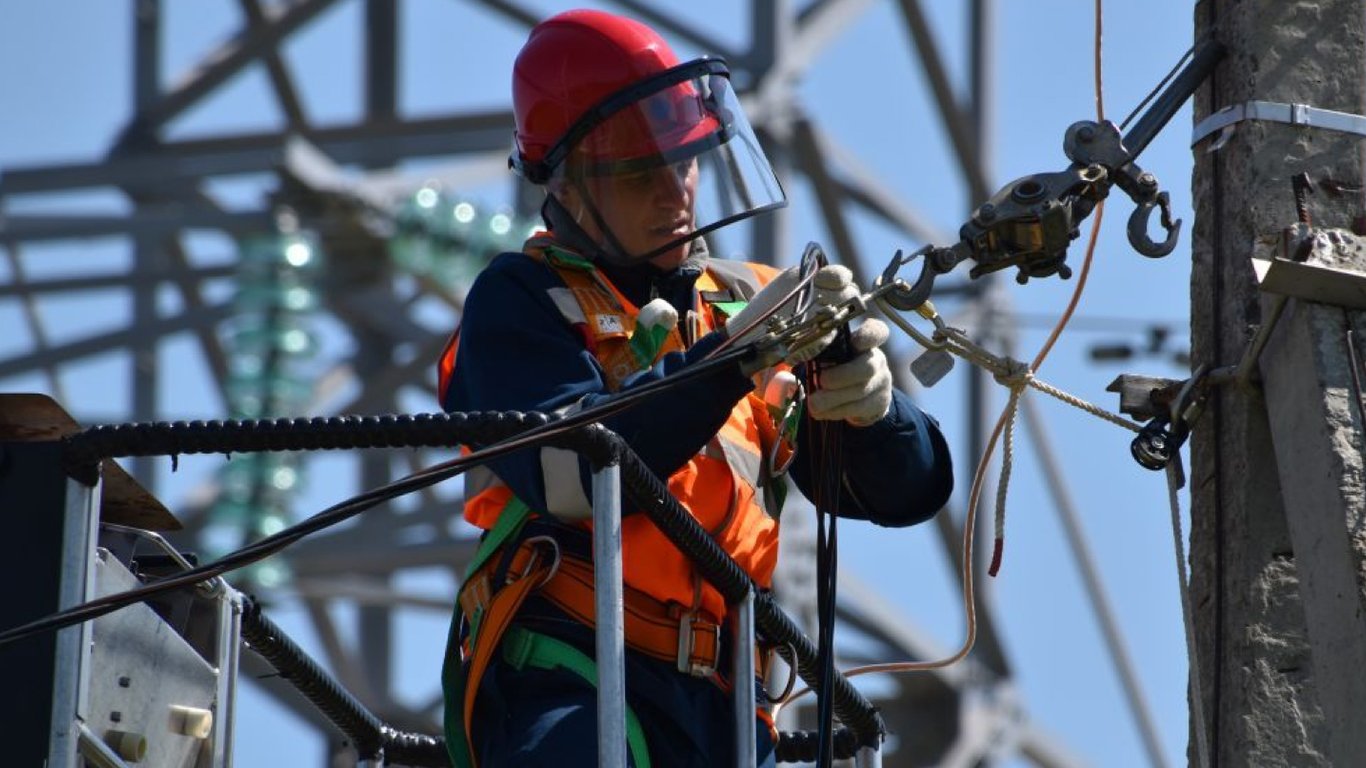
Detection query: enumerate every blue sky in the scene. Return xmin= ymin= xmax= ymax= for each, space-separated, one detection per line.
xmin=1 ymin=1 xmax=1202 ymax=765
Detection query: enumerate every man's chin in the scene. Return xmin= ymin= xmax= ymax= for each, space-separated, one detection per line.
xmin=648 ymin=246 xmax=690 ymax=271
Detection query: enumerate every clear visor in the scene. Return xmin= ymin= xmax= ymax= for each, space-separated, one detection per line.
xmin=551 ymin=65 xmax=786 ymax=264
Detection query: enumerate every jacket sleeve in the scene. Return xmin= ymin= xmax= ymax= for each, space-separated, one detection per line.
xmin=441 ymin=254 xmax=755 ymax=514
xmin=790 ymin=388 xmax=953 ymax=527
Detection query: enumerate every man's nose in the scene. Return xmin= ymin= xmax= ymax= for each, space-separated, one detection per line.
xmin=652 ymin=165 xmax=689 ymax=205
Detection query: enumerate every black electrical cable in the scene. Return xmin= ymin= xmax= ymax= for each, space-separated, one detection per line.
xmin=240 ymin=595 xmax=449 ymax=765
xmin=0 ymin=344 xmax=754 ymax=647
xmin=0 ymin=256 xmax=891 ymax=755
xmin=4 ymin=251 xmax=831 ymax=648
xmin=805 ymin=341 xmax=850 ymax=768
xmin=1116 ymin=26 xmax=1220 ymax=133
xmin=813 ymin=473 xmax=831 ymax=765
xmin=816 ymin=421 xmax=844 ymax=768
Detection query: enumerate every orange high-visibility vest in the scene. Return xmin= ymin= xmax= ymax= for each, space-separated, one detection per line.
xmin=440 ymin=234 xmax=788 ymax=622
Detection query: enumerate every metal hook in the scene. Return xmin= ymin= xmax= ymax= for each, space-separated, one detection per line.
xmin=880 ymin=245 xmax=940 ymax=311
xmin=794 ymin=241 xmax=827 ymax=316
xmin=1127 ymin=190 xmax=1183 ymax=258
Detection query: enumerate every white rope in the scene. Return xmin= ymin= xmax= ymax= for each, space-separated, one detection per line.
xmin=1167 ymin=459 xmax=1211 ymax=768
xmin=878 ymin=296 xmax=1150 ymax=577
xmin=1028 ymin=376 xmax=1143 ymax=433
xmin=933 ymin=327 xmax=1143 ymax=432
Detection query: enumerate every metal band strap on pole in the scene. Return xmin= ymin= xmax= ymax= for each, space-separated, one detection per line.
xmin=1191 ymin=100 xmax=1366 ymax=149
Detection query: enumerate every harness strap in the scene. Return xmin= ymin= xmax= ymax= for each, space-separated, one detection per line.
xmin=503 ymin=626 xmax=653 ymax=768
xmin=465 ymin=496 xmax=532 ymax=579
xmin=443 ymin=500 xmax=535 ymax=768
xmin=468 ymin=540 xmax=724 ymax=677
xmin=461 ymin=544 xmax=555 ymax=768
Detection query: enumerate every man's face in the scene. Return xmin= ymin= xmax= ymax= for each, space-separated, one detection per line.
xmin=565 ymin=158 xmax=699 ymax=271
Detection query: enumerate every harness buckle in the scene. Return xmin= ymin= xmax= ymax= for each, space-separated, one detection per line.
xmin=512 ymin=536 xmax=562 ymax=589
xmin=676 ymin=611 xmax=721 ymax=678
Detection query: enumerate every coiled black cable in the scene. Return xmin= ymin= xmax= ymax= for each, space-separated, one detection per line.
xmin=586 ymin=429 xmax=886 ymax=752
xmin=240 ymin=596 xmax=448 ymax=766
xmin=774 ymin=727 xmax=863 ymax=764
xmin=15 ymin=399 xmax=885 ymax=759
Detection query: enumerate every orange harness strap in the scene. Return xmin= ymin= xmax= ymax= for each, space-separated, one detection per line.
xmin=459 ymin=546 xmax=555 ymax=767
xmin=463 ymin=540 xmax=724 ymax=677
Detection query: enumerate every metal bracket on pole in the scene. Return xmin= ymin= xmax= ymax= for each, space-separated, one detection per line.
xmin=1250 ymin=231 xmax=1366 ymax=311
xmin=592 ymin=461 xmax=628 ymax=768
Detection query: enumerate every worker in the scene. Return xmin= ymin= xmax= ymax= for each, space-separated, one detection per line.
xmin=436 ymin=9 xmax=953 ymax=768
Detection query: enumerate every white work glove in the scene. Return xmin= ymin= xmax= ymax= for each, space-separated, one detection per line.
xmin=806 ymin=318 xmax=893 ymax=426
xmin=724 ymin=264 xmax=858 ymax=366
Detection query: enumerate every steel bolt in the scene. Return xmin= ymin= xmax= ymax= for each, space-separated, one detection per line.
xmin=977 ymin=203 xmax=996 ymax=223
xmin=1139 ymin=172 xmax=1157 ymax=188
xmin=1292 ymin=172 xmax=1313 ymax=225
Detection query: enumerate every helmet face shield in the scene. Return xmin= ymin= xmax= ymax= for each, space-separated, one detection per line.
xmin=545 ymin=59 xmax=787 ymax=265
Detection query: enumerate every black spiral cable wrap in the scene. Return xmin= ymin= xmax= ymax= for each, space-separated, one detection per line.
xmin=62 ymin=412 xmax=555 ymax=483
xmin=773 ymin=728 xmax=863 ymax=764
xmin=240 ymin=597 xmax=449 ymax=766
xmin=560 ymin=428 xmax=887 ymax=757
xmin=61 ymin=411 xmax=883 ymax=760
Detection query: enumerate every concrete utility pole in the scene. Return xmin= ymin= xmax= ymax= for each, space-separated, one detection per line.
xmin=1191 ymin=1 xmax=1365 ymax=765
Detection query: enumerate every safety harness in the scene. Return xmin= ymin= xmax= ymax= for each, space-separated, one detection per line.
xmin=441 ymin=238 xmax=790 ymax=768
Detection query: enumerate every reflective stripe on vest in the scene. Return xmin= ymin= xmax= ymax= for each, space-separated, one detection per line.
xmin=456 ymin=235 xmax=785 ymax=621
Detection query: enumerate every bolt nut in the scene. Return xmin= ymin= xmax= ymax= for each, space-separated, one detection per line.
xmin=104 ymin=730 xmax=147 ymax=762
xmin=976 ymin=203 xmax=996 ymax=223
xmin=118 ymin=676 xmax=131 ymax=688
xmin=170 ymin=705 xmax=215 ymax=739
xmin=1076 ymin=125 xmax=1095 ymax=143
xmin=1139 ymin=172 xmax=1157 ymax=188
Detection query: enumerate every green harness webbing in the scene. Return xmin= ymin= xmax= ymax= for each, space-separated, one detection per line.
xmin=442 ymin=498 xmax=652 ymax=768
xmin=503 ymin=626 xmax=652 ymax=768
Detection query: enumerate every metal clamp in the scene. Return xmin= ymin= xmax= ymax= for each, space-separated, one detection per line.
xmin=1131 ymin=365 xmax=1209 ymax=471
xmin=1192 ymin=100 xmax=1366 ymax=150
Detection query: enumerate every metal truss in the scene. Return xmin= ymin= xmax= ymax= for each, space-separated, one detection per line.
xmin=0 ymin=1 xmax=1165 ymax=766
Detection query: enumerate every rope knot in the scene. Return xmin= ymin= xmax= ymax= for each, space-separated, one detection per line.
xmin=993 ymin=358 xmax=1033 ymax=390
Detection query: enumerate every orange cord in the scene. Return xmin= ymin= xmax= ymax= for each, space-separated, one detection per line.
xmin=775 ymin=1 xmax=1113 ymax=710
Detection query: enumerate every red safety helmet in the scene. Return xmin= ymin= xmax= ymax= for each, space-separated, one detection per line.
xmin=512 ymin=9 xmax=710 ymax=182
xmin=509 ymin=9 xmax=786 ymax=263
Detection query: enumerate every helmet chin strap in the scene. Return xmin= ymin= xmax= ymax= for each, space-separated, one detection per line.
xmin=545 ymin=183 xmax=672 ymax=269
